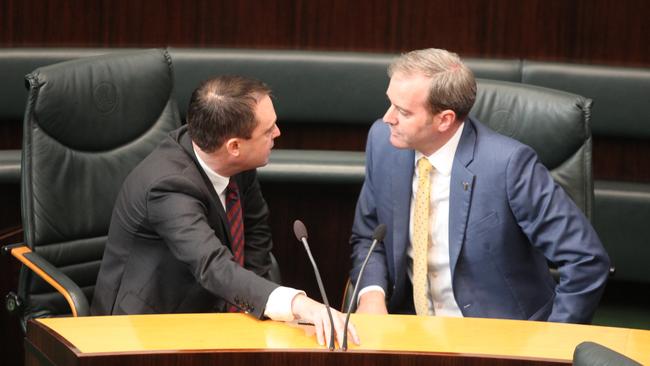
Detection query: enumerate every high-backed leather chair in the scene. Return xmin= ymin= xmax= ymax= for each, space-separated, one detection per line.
xmin=5 ymin=49 xmax=181 ymax=329
xmin=343 ymin=79 xmax=595 ymax=311
xmin=471 ymin=79 xmax=594 ymax=218
xmin=573 ymin=341 xmax=642 ymax=366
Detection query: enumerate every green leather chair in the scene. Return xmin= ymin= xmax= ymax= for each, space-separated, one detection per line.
xmin=472 ymin=79 xmax=594 ymax=219
xmin=573 ymin=342 xmax=642 ymax=366
xmin=4 ymin=49 xmax=181 ymax=329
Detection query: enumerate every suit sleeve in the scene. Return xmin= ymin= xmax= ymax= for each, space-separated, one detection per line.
xmin=239 ymin=170 xmax=274 ymax=280
xmin=349 ymin=122 xmax=390 ymax=295
xmin=146 ymin=173 xmax=278 ymax=318
xmin=505 ymin=145 xmax=610 ymax=323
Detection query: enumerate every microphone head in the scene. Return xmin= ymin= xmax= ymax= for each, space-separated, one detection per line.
xmin=373 ymin=224 xmax=387 ymax=242
xmin=293 ymin=220 xmax=308 ymax=241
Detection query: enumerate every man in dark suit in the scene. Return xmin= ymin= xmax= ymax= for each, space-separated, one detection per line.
xmin=92 ymin=75 xmax=358 ymax=347
xmin=350 ymin=48 xmax=610 ymax=323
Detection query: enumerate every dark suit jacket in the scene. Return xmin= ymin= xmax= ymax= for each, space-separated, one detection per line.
xmin=350 ymin=118 xmax=610 ymax=323
xmin=91 ymin=126 xmax=278 ymax=317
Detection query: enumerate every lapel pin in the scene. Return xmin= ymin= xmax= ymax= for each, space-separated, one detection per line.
xmin=463 ymin=182 xmax=469 ymax=191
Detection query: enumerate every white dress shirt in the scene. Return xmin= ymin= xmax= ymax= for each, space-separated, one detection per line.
xmin=194 ymin=148 xmax=302 ymax=321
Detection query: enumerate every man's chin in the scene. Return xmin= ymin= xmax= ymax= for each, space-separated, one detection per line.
xmin=259 ymin=156 xmax=271 ymax=167
xmin=389 ymin=135 xmax=408 ymax=150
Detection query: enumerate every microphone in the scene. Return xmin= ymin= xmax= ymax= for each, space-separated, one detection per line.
xmin=341 ymin=223 xmax=387 ymax=351
xmin=293 ymin=219 xmax=336 ymax=351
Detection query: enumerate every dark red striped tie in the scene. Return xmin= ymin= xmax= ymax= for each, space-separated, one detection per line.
xmin=226 ymin=179 xmax=245 ymax=266
xmin=226 ymin=179 xmax=245 ymax=313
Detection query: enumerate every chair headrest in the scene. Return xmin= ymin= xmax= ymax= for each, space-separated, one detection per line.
xmin=26 ymin=49 xmax=174 ymax=151
xmin=472 ymin=79 xmax=591 ymax=170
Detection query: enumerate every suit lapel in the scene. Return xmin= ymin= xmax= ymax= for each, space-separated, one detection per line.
xmin=391 ymin=149 xmax=415 ymax=279
xmin=449 ymin=120 xmax=477 ymax=276
xmin=178 ymin=129 xmax=233 ymax=245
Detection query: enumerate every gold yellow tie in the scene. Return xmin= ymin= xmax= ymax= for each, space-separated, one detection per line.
xmin=413 ymin=157 xmax=433 ymax=316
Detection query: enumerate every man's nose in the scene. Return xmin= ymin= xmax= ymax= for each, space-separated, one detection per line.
xmin=383 ymin=105 xmax=396 ymax=124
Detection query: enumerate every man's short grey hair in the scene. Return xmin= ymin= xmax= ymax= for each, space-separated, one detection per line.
xmin=388 ymin=48 xmax=477 ymax=119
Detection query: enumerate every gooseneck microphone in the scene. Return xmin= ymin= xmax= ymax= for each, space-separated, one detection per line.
xmin=341 ymin=223 xmax=387 ymax=351
xmin=293 ymin=219 xmax=336 ymax=351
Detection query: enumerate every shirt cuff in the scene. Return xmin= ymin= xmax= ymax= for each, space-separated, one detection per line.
xmin=357 ymin=285 xmax=385 ymax=306
xmin=264 ymin=286 xmax=305 ymax=321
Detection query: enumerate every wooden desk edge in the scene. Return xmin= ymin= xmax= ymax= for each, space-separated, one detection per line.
xmin=26 ymin=319 xmax=569 ymax=366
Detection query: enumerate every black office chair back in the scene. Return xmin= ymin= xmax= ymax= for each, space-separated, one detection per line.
xmin=471 ymin=79 xmax=593 ymax=218
xmin=19 ymin=49 xmax=181 ymax=323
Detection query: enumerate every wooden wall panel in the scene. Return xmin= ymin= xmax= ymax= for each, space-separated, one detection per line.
xmin=1 ymin=0 xmax=649 ymax=66
xmin=263 ymin=181 xmax=362 ymax=308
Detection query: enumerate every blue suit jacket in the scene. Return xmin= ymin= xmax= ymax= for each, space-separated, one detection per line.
xmin=350 ymin=118 xmax=610 ymax=323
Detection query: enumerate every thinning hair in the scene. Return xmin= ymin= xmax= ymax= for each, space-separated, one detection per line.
xmin=186 ymin=75 xmax=271 ymax=152
xmin=388 ymin=48 xmax=476 ymax=119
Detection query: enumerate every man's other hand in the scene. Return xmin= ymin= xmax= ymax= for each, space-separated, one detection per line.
xmin=291 ymin=294 xmax=360 ymax=347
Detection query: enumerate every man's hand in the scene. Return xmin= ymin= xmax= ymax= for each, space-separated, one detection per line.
xmin=356 ymin=290 xmax=388 ymax=314
xmin=291 ymin=294 xmax=360 ymax=347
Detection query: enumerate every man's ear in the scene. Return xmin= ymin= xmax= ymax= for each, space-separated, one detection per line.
xmin=437 ymin=109 xmax=457 ymax=132
xmin=225 ymin=138 xmax=240 ymax=157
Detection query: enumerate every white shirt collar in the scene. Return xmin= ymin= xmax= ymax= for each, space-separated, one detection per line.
xmin=192 ymin=145 xmax=230 ymax=196
xmin=415 ymin=122 xmax=465 ymax=176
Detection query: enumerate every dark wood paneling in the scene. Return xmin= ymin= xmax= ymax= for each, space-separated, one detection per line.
xmin=0 ymin=183 xmax=21 ymax=229
xmin=0 ymin=123 xmax=22 ymax=150
xmin=593 ymin=137 xmax=650 ymax=183
xmin=273 ymin=124 xmax=369 ymax=151
xmin=1 ymin=0 xmax=649 ymax=66
xmin=263 ymin=181 xmax=362 ymax=309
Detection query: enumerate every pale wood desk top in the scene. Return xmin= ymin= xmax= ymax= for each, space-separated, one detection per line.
xmin=36 ymin=314 xmax=649 ymax=364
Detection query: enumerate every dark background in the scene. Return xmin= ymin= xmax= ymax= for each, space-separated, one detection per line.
xmin=1 ymin=1 xmax=649 ymax=365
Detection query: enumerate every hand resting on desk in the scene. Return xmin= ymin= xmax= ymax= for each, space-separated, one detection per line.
xmin=291 ymin=294 xmax=360 ymax=347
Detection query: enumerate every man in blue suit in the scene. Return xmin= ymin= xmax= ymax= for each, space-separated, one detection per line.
xmin=350 ymin=48 xmax=610 ymax=323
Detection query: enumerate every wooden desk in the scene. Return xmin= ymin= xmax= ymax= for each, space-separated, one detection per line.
xmin=25 ymin=314 xmax=649 ymax=366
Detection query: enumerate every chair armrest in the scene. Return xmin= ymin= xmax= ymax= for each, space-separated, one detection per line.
xmin=2 ymin=244 xmax=90 ymax=317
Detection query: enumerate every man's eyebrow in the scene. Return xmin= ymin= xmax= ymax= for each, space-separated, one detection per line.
xmin=386 ymin=94 xmax=411 ymax=114
xmin=394 ymin=104 xmax=411 ymax=114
